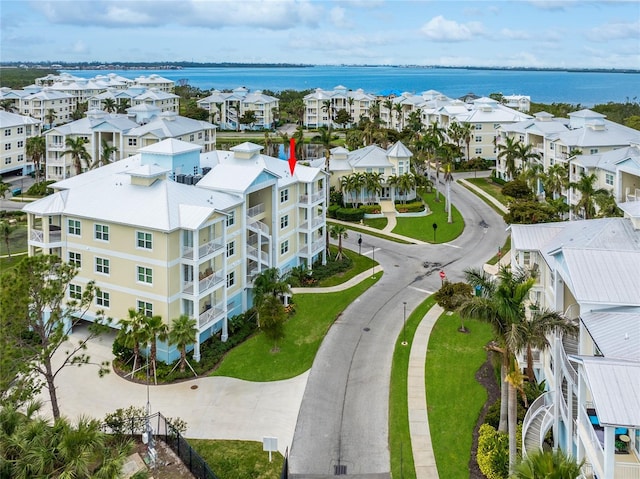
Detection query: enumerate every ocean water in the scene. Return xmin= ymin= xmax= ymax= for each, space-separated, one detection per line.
xmin=63 ymin=66 xmax=639 ymax=106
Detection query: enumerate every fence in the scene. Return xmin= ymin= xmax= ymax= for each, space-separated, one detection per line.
xmin=103 ymin=411 xmax=219 ymax=479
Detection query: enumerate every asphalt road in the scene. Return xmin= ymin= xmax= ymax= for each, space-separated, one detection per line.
xmin=0 ymin=173 xmax=35 ymax=211
xmin=288 ymin=174 xmax=508 ymax=478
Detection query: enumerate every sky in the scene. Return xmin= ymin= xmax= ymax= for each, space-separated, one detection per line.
xmin=1 ymin=0 xmax=639 ymax=69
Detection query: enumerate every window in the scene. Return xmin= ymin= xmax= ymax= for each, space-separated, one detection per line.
xmin=68 ymin=219 xmax=81 ymax=236
xmin=227 ymin=241 xmax=235 ymax=257
xmin=17 ymin=127 xmax=23 ymax=134
xmin=4 ymin=129 xmax=10 ymax=136
xmin=95 ymin=224 xmax=109 ymax=241
xmin=280 ymin=240 xmax=289 ymax=255
xmin=137 ymin=300 xmax=153 ymax=317
xmin=475 ymin=124 xmax=482 ymax=130
xmin=69 ymin=284 xmax=82 ymax=300
xmin=519 ymin=135 xmax=525 ymax=142
xmin=137 ymin=266 xmax=153 ymax=284
xmin=280 ymin=189 xmax=289 ymax=203
xmin=4 ymin=143 xmax=11 ymax=151
xmin=475 ymin=148 xmax=482 ymax=155
xmin=590 ymin=148 xmax=599 ymax=155
xmin=550 ymin=143 xmax=555 ymax=150
xmin=605 ymin=173 xmax=614 ymax=186
xmin=475 ymin=136 xmax=482 ymax=143
xmin=68 ymin=251 xmax=81 ymax=268
xmin=226 ymin=211 xmax=235 ymax=227
xmin=190 ymin=134 xmax=194 ymax=142
xmin=379 ymin=168 xmax=385 ymax=174
xmin=4 ymin=157 xmax=10 ymax=165
xmin=17 ymin=154 xmax=23 ymax=162
xmin=96 ymin=257 xmax=110 ymax=274
xmin=226 ymin=271 xmax=235 ymax=287
xmin=17 ymin=140 xmax=24 ymax=148
xmin=136 ymin=231 xmax=152 ymax=249
xmin=280 ymin=215 xmax=289 ymax=229
xmin=128 ymin=138 xmax=137 ymax=146
xmin=96 ymin=290 xmax=110 ymax=308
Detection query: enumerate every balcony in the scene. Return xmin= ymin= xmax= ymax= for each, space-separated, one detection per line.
xmin=182 ymin=270 xmax=225 ymax=295
xmin=30 ymin=228 xmax=62 ymax=244
xmin=247 ymin=203 xmax=265 ymax=219
xmin=300 ymin=216 xmax=324 ymax=230
xmin=181 ymin=238 xmax=224 ymax=260
xmin=247 ymin=244 xmax=269 ymax=263
xmin=248 ymin=219 xmax=269 ymax=235
xmin=48 ymin=142 xmax=65 ymax=151
xmin=198 ymin=303 xmax=224 ymax=328
xmin=299 ymin=189 xmax=325 ymax=204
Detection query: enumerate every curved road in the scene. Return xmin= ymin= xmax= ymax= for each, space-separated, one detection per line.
xmin=289 ymin=175 xmax=508 ymax=478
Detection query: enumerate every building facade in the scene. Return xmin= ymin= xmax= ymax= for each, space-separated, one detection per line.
xmin=24 ymin=139 xmax=327 ymax=362
xmin=0 ymin=111 xmax=43 ymax=176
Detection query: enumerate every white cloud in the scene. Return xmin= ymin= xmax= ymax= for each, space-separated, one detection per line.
xmin=500 ymin=28 xmax=532 ymax=40
xmin=330 ymin=7 xmax=352 ymax=28
xmin=420 ymin=16 xmax=485 ymax=42
xmin=586 ymin=20 xmax=640 ymax=41
xmin=527 ymin=0 xmax=578 ymax=11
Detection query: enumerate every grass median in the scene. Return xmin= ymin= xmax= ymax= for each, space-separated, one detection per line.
xmin=211 ymin=274 xmax=381 ymax=381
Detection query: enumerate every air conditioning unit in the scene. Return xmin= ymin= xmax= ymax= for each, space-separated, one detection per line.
xmin=202 ymin=167 xmax=211 ymax=176
xmin=192 ymin=174 xmax=202 ymax=184
xmin=176 ymin=174 xmax=186 ymax=184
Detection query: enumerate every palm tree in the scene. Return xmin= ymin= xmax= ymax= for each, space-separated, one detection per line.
xmin=45 ymin=108 xmax=57 ymax=129
xmin=497 ymin=136 xmax=520 ymax=180
xmin=340 ymin=174 xmax=352 ymax=206
xmin=352 ymin=172 xmax=366 ymax=207
xmin=90 ymin=139 xmax=118 ymax=170
xmin=458 ymin=265 xmax=536 ymax=471
xmin=570 ymin=171 xmax=609 ymax=219
xmin=169 ymin=314 xmax=198 ymax=373
xmin=0 ymin=180 xmax=10 ymax=199
xmin=444 ymin=163 xmax=453 ymax=223
xmin=116 ymin=308 xmax=147 ymax=376
xmin=321 ymin=99 xmax=334 ymax=129
xmin=513 ymin=449 xmax=583 ymax=479
xmin=26 ymin=135 xmax=46 ymax=182
xmin=364 ymin=171 xmax=384 ymax=204
xmin=0 ymin=221 xmax=16 ymax=258
xmin=102 ymin=98 xmax=117 ymax=113
xmin=594 ymin=190 xmax=622 ymax=217
xmin=460 ymin=122 xmax=473 ymax=162
xmin=63 ymin=137 xmax=91 ymax=176
xmin=543 ymin=163 xmax=569 ymax=200
xmin=116 ymin=98 xmax=131 ymax=114
xmin=383 ymin=99 xmax=394 ymax=128
xmin=393 ymin=103 xmax=404 ymax=130
xmin=142 ymin=315 xmax=169 ymax=384
xmin=253 ymin=267 xmax=292 ymax=325
xmin=0 ymin=99 xmax=16 ymax=112
xmin=330 ymin=224 xmax=349 ymax=261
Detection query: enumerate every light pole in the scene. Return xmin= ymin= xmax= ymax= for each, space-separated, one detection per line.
xmin=358 ymin=234 xmax=362 ymax=255
xmin=371 ymin=246 xmax=375 ymax=278
xmin=402 ymin=301 xmax=407 ymax=346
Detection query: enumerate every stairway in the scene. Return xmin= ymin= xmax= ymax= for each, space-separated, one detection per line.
xmin=523 ymin=405 xmax=553 ymax=455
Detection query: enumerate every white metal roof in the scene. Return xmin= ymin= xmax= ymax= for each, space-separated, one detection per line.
xmin=387 ymin=141 xmax=412 ymax=158
xmin=574 ymin=356 xmax=640 ymax=428
xmin=581 ymin=311 xmax=640 ymax=361
xmin=0 ymin=110 xmax=42 ymax=127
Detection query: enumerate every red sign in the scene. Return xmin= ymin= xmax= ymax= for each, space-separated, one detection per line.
xmin=439 ymin=271 xmax=446 ymax=279
xmin=288 ymin=138 xmax=296 ymax=175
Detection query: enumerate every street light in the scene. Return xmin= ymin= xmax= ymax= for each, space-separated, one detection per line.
xmin=371 ymin=246 xmax=375 ymax=278
xmin=358 ymin=234 xmax=362 ymax=255
xmin=402 ymin=301 xmax=407 ymax=346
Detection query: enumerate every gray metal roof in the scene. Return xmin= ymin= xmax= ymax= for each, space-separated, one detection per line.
xmin=581 ymin=311 xmax=640 ymax=361
xmin=573 ymin=356 xmax=640 ymax=428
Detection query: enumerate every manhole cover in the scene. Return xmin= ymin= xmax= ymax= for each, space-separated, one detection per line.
xmin=363 ymin=327 xmax=370 ymax=332
xmin=190 ymin=385 xmax=198 ymax=390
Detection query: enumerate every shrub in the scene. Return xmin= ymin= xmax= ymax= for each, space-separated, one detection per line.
xmin=502 ymin=179 xmax=532 ymax=199
xmin=396 ymin=201 xmax=425 ymax=213
xmin=335 ymin=207 xmax=364 ymax=222
xmin=359 ymin=204 xmax=382 ymax=214
xmin=328 ymin=204 xmax=341 ymax=218
xmin=311 ymin=252 xmax=353 ymax=280
xmin=477 ymin=423 xmax=509 ymax=479
xmin=26 ymin=180 xmax=55 ymax=196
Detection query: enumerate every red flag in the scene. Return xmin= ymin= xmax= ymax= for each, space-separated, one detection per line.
xmin=288 ymin=138 xmax=296 ymax=175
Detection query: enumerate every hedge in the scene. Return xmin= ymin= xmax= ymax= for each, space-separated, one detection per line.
xmin=395 ymin=201 xmax=425 ymax=213
xmin=359 ymin=204 xmax=382 ymax=214
xmin=328 ymin=204 xmax=341 ymax=218
xmin=477 ymin=424 xmax=509 ymax=479
xmin=335 ymin=207 xmax=365 ymax=222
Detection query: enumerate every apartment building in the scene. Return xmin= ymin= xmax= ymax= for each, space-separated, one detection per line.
xmin=197 ymin=88 xmax=279 ymax=130
xmin=303 ymin=86 xmax=375 ymax=128
xmin=44 ymin=108 xmax=216 ymax=180
xmin=20 ymin=88 xmax=75 ymax=127
xmin=23 ymin=138 xmax=327 ymax=362
xmin=511 ymin=211 xmax=640 ymax=479
xmin=0 ymin=111 xmax=42 ymax=176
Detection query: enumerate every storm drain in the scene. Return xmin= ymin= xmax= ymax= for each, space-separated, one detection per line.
xmin=334 ymin=464 xmax=347 ymax=475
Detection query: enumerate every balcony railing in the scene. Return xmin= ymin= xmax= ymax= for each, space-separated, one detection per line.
xmin=299 ymin=189 xmax=325 ymax=204
xmin=247 ymin=244 xmax=269 ymax=263
xmin=248 ymin=220 xmax=269 ymax=235
xmin=30 ymin=229 xmax=62 ymax=243
xmin=577 ymin=406 xmax=605 ymax=479
xmin=300 ymin=216 xmax=324 ymax=230
xmin=48 ymin=143 xmax=65 ymax=150
xmin=247 ymin=203 xmax=265 ymax=218
xmin=198 ymin=303 xmax=224 ymax=328
xmin=311 ymin=239 xmax=325 ymax=253
xmin=182 ymin=270 xmax=224 ymax=295
xmin=181 ymin=239 xmax=224 ymax=260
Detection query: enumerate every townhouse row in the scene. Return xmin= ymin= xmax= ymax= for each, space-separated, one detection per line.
xmin=511 ymin=203 xmax=640 ymax=478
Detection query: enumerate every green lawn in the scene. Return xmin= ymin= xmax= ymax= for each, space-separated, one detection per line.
xmin=0 ymin=223 xmax=29 ymax=271
xmin=465 ymin=177 xmax=509 ymax=205
xmin=314 ymin=247 xmax=379 ymax=287
xmin=211 ymin=275 xmax=381 ymax=381
xmin=363 ymin=217 xmax=388 ymax=230
xmin=425 ymin=312 xmax=494 ymax=479
xmin=327 ymin=220 xmax=412 ymax=244
xmin=188 ymin=439 xmax=283 ymax=479
xmin=389 ymin=296 xmax=436 ymax=479
xmin=486 ymin=235 xmax=512 ymax=266
xmin=392 ymin=190 xmax=464 ymax=243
